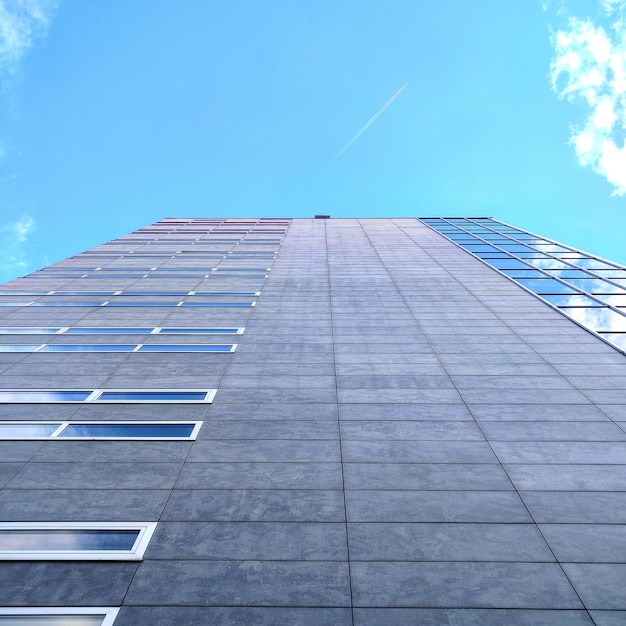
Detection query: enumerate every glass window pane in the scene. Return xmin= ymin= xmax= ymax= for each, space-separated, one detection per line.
xmin=65 ymin=328 xmax=152 ymax=334
xmin=602 ymin=295 xmax=626 ymax=307
xmin=0 ymin=529 xmax=138 ymax=551
xmin=0 ymin=346 xmax=39 ymax=352
xmin=0 ymin=328 xmax=61 ymax=334
xmin=0 ymin=616 xmax=105 ymax=625
xmin=39 ymin=345 xmax=134 ymax=352
xmin=542 ymin=295 xmax=604 ymax=307
xmin=158 ymin=328 xmax=240 ymax=334
xmin=0 ymin=424 xmax=61 ymax=438
xmin=516 ymin=279 xmax=580 ymax=294
xmin=481 ymin=258 xmax=531 ymax=270
xmin=0 ymin=391 xmax=91 ymax=402
xmin=180 ymin=302 xmax=254 ymax=307
xmin=499 ymin=269 xmax=547 ymax=279
xmin=561 ymin=307 xmax=626 ymax=332
xmin=137 ymin=345 xmax=233 ymax=352
xmin=60 ymin=423 xmax=195 ymax=438
xmin=97 ymin=391 xmax=208 ymax=401
xmin=561 ymin=279 xmax=625 ymax=294
xmin=600 ymin=333 xmax=626 ymax=350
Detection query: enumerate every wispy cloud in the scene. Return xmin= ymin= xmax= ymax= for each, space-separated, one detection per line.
xmin=0 ymin=0 xmax=56 ymax=75
xmin=0 ymin=214 xmax=35 ymax=281
xmin=550 ymin=0 xmax=626 ymax=195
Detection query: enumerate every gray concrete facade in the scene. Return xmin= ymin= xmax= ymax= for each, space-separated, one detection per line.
xmin=0 ymin=217 xmax=625 ymax=624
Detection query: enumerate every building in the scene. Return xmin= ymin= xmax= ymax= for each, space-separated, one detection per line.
xmin=0 ymin=216 xmax=625 ymax=624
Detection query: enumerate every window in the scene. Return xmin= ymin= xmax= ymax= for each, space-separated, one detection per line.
xmin=0 ymin=389 xmax=216 ymax=403
xmin=0 ymin=421 xmax=201 ymax=439
xmin=0 ymin=522 xmax=156 ymax=560
xmin=0 ymin=608 xmax=119 ymax=626
xmin=0 ymin=327 xmax=244 ymax=335
xmin=0 ymin=344 xmax=237 ymax=353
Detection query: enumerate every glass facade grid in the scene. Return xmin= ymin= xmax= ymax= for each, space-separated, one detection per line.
xmin=421 ymin=217 xmax=626 ymax=353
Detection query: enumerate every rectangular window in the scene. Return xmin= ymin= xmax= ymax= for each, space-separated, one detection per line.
xmin=0 ymin=421 xmax=201 ymax=439
xmin=0 ymin=608 xmax=119 ymax=626
xmin=0 ymin=344 xmax=236 ymax=353
xmin=0 ymin=327 xmax=244 ymax=335
xmin=0 ymin=389 xmax=216 ymax=403
xmin=0 ymin=522 xmax=156 ymax=560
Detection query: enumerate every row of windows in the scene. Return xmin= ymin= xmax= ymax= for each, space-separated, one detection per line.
xmin=0 ymin=389 xmax=216 ymax=402
xmin=0 ymin=301 xmax=256 ymax=307
xmin=0 ymin=327 xmax=244 ymax=334
xmin=26 ymin=274 xmax=268 ymax=280
xmin=0 ymin=522 xmax=156 ymax=560
xmin=0 ymin=421 xmax=201 ymax=439
xmin=0 ymin=343 xmax=237 ymax=353
xmin=0 ymin=291 xmax=260 ymax=296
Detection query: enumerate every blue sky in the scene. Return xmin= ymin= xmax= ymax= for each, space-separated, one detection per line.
xmin=0 ymin=0 xmax=625 ymax=281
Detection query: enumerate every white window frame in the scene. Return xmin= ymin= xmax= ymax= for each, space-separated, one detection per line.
xmin=0 ymin=522 xmax=157 ymax=561
xmin=0 ymin=421 xmax=203 ymax=440
xmin=0 ymin=607 xmax=119 ymax=625
xmin=0 ymin=389 xmax=217 ymax=403
xmin=0 ymin=344 xmax=237 ymax=353
xmin=0 ymin=327 xmax=245 ymax=335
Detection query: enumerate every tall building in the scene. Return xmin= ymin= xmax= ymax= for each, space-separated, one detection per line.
xmin=0 ymin=217 xmax=625 ymax=625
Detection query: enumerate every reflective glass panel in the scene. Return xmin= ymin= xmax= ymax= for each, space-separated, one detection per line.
xmin=0 ymin=616 xmax=105 ymax=625
xmin=29 ymin=303 xmax=96 ymax=307
xmin=39 ymin=345 xmax=134 ymax=352
xmin=0 ymin=391 xmax=91 ymax=402
xmin=0 ymin=346 xmax=39 ymax=352
xmin=0 ymin=328 xmax=61 ymax=334
xmin=561 ymin=279 xmax=625 ymax=294
xmin=517 ymin=279 xmax=580 ymax=294
xmin=550 ymin=269 xmax=596 ymax=279
xmin=180 ymin=302 xmax=254 ymax=307
xmin=0 ymin=424 xmax=60 ymax=438
xmin=0 ymin=529 xmax=138 ymax=551
xmin=97 ymin=391 xmax=208 ymax=401
xmin=158 ymin=328 xmax=240 ymax=334
xmin=481 ymin=258 xmax=530 ymax=270
xmin=137 ymin=344 xmax=233 ymax=352
xmin=65 ymin=328 xmax=152 ymax=334
xmin=542 ymin=295 xmax=604 ymax=307
xmin=499 ymin=269 xmax=547 ymax=279
xmin=60 ymin=423 xmax=195 ymax=438
xmin=600 ymin=333 xmax=626 ymax=350
xmin=602 ymin=295 xmax=626 ymax=306
xmin=561 ymin=307 xmax=626 ymax=332
xmin=523 ymin=259 xmax=573 ymax=270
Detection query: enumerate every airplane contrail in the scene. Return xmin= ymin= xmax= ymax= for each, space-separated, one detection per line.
xmin=330 ymin=82 xmax=408 ymax=165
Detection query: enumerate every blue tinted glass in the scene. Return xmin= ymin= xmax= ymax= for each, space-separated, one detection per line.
xmin=517 ymin=279 xmax=580 ymax=294
xmin=29 ymin=303 xmax=96 ymax=307
xmin=39 ymin=345 xmax=134 ymax=352
xmin=138 ymin=344 xmax=233 ymax=352
xmin=205 ymin=275 xmax=266 ymax=279
xmin=0 ymin=529 xmax=138 ymax=551
xmin=567 ymin=258 xmax=619 ymax=270
xmin=485 ymin=258 xmax=531 ymax=270
xmin=181 ymin=302 xmax=254 ymax=307
xmin=0 ymin=346 xmax=39 ymax=352
xmin=600 ymin=333 xmax=626 ymax=350
xmin=60 ymin=423 xmax=195 ymax=438
xmin=105 ymin=302 xmax=178 ymax=307
xmin=0 ymin=615 xmax=104 ymax=624
xmin=498 ymin=244 xmax=535 ymax=253
xmin=0 ymin=424 xmax=60 ymax=437
xmin=499 ymin=269 xmax=547 ymax=279
xmin=599 ymin=271 xmax=626 ymax=279
xmin=121 ymin=292 xmax=186 ymax=296
xmin=563 ymin=279 xmax=625 ymax=294
xmin=550 ymin=269 xmax=596 ymax=279
xmin=523 ymin=259 xmax=572 ymax=270
xmin=97 ymin=391 xmax=207 ymax=401
xmin=462 ymin=245 xmax=500 ymax=253
xmin=561 ymin=307 xmax=626 ymax=332
xmin=193 ymin=292 xmax=257 ymax=296
xmin=0 ymin=303 xmax=33 ymax=307
xmin=65 ymin=328 xmax=152 ymax=334
xmin=0 ymin=391 xmax=91 ymax=402
xmin=159 ymin=328 xmax=239 ymax=334
xmin=54 ymin=292 xmax=115 ymax=296
xmin=542 ymin=294 xmax=604 ymax=307
xmin=0 ymin=329 xmax=61 ymax=334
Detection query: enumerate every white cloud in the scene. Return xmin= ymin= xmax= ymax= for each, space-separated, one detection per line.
xmin=550 ymin=1 xmax=626 ymax=195
xmin=0 ymin=214 xmax=35 ymax=281
xmin=0 ymin=0 xmax=56 ymax=75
